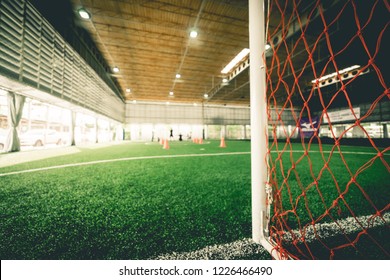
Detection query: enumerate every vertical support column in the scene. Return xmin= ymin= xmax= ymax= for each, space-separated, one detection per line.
xmin=249 ymin=0 xmax=279 ymax=259
xmin=202 ymin=103 xmax=205 ymax=139
xmin=70 ymin=111 xmax=76 ymax=146
xmin=95 ymin=118 xmax=99 ymax=144
xmin=5 ymin=92 xmax=26 ymax=152
xmin=383 ymin=123 xmax=388 ymax=138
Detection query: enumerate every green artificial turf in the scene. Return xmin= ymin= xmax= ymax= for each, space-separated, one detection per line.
xmin=0 ymin=140 xmax=388 ymax=259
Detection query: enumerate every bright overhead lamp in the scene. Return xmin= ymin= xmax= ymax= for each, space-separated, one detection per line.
xmin=132 ymin=100 xmax=137 ymax=104
xmin=222 ymin=78 xmax=228 ymax=83
xmin=190 ymin=30 xmax=198 ymax=38
xmin=169 ymin=91 xmax=174 ymax=96
xmin=113 ymin=66 xmax=120 ymax=73
xmin=175 ymin=73 xmax=181 ymax=79
xmin=203 ymin=93 xmax=209 ymax=99
xmin=166 ymin=101 xmax=170 ymax=105
xmin=126 ymin=88 xmax=131 ymax=93
xmin=78 ymin=8 xmax=91 ymax=20
xmin=221 ymin=48 xmax=250 ymax=74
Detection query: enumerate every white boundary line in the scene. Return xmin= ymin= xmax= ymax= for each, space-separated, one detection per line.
xmin=0 ymin=152 xmax=250 ymax=177
xmin=155 ymin=212 xmax=390 ymax=260
xmin=0 ymin=149 xmax=387 ymax=177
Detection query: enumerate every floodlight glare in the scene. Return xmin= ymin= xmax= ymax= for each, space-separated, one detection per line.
xmin=190 ymin=30 xmax=198 ymax=38
xmin=78 ymin=8 xmax=91 ymax=20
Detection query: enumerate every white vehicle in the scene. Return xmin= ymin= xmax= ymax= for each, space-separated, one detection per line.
xmin=20 ymin=129 xmax=62 ymax=147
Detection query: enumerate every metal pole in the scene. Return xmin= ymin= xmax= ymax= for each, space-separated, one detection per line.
xmin=249 ymin=0 xmax=280 ymax=259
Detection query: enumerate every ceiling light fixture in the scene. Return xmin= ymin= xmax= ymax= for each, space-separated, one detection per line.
xmin=175 ymin=73 xmax=181 ymax=79
xmin=222 ymin=78 xmax=228 ymax=83
xmin=77 ymin=8 xmax=91 ymax=20
xmin=113 ymin=66 xmax=120 ymax=73
xmin=190 ymin=30 xmax=198 ymax=38
xmin=221 ymin=48 xmax=250 ymax=74
xmin=311 ymin=65 xmax=361 ymax=84
xmin=126 ymin=88 xmax=131 ymax=93
xmin=169 ymin=91 xmax=174 ymax=96
xmin=203 ymin=93 xmax=209 ymax=99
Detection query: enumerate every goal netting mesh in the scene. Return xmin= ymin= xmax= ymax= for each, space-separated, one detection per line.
xmin=265 ymin=0 xmax=389 ymax=259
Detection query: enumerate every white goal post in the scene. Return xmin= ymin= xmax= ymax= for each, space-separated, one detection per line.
xmin=249 ymin=0 xmax=280 ymax=260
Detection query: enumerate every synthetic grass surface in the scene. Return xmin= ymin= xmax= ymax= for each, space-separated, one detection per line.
xmin=0 ymin=140 xmax=389 ymax=259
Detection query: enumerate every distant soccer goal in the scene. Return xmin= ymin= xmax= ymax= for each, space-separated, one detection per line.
xmin=257 ymin=0 xmax=389 ymax=259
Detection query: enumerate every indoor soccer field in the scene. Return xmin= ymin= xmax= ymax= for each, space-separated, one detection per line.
xmin=1 ymin=140 xmax=388 ymax=260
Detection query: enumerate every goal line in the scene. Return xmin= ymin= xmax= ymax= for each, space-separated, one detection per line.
xmin=155 ymin=212 xmax=389 ymax=260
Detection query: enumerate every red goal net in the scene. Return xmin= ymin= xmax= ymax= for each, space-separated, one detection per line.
xmin=265 ymin=0 xmax=389 ymax=259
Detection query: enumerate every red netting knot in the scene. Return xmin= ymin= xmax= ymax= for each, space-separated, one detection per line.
xmin=304 ymin=150 xmax=309 ymax=156
xmin=323 ymin=26 xmax=328 ymax=33
xmin=324 ymin=163 xmax=328 ymax=168
xmin=335 ymin=140 xmax=340 ymax=146
xmin=350 ymin=177 xmax=356 ymax=183
xmin=330 ymin=250 xmax=335 ymax=259
xmin=331 ymin=200 xmax=338 ymax=208
xmin=368 ymin=58 xmax=375 ymax=65
xmin=377 ymin=152 xmax=383 ymax=158
xmin=355 ymin=119 xmax=360 ymax=126
xmin=291 ymin=163 xmax=296 ymax=169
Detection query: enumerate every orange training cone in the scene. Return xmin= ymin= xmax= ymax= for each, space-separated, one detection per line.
xmin=219 ymin=137 xmax=226 ymax=148
xmin=160 ymin=138 xmax=164 ymax=145
xmin=163 ymin=139 xmax=170 ymax=149
xmin=199 ymin=138 xmax=203 ymax=144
